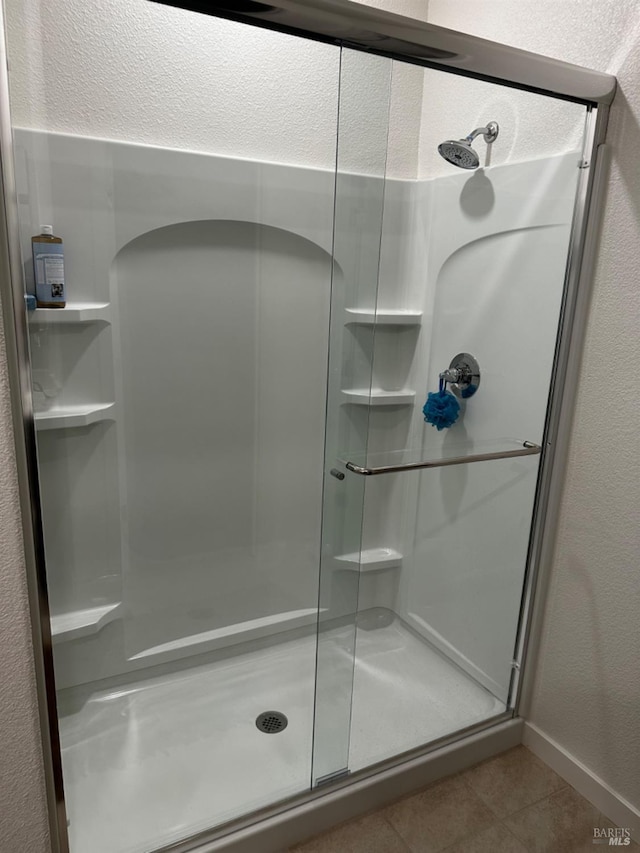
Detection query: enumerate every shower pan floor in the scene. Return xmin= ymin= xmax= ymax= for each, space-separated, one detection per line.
xmin=59 ymin=617 xmax=504 ymax=853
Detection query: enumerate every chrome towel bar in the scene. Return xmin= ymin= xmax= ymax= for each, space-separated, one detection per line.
xmin=344 ymin=441 xmax=541 ymax=476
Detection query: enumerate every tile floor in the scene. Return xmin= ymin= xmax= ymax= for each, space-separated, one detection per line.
xmin=289 ymin=746 xmax=639 ymax=853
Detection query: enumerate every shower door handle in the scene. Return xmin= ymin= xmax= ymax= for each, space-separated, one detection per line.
xmin=343 ymin=441 xmax=541 ymax=476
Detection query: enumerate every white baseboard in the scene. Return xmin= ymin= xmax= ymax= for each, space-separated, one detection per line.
xmin=523 ymin=722 xmax=640 ymax=843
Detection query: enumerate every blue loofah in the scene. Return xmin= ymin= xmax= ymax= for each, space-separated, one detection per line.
xmin=423 ymin=388 xmax=460 ymax=430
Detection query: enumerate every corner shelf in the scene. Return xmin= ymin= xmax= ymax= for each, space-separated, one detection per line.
xmin=345 ymin=308 xmax=422 ymax=326
xmin=29 ymin=302 xmax=111 ymax=324
xmin=335 ymin=547 xmax=403 ymax=572
xmin=51 ymin=602 xmax=122 ymax=643
xmin=35 ymin=402 xmax=115 ymax=430
xmin=341 ymin=388 xmax=416 ymax=406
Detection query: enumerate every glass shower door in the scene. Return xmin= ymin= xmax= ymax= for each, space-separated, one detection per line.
xmin=314 ymin=52 xmax=589 ymax=776
xmin=6 ymin=1 xmax=345 ymax=850
xmin=312 ymin=48 xmax=392 ymax=785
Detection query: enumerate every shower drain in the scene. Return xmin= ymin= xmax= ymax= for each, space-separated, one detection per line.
xmin=256 ymin=711 xmax=288 ymax=734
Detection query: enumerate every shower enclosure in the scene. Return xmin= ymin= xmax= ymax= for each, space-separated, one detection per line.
xmin=0 ymin=1 xmax=614 ymax=851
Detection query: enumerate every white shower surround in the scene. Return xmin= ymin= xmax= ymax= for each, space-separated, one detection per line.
xmin=16 ymin=128 xmax=579 ymax=704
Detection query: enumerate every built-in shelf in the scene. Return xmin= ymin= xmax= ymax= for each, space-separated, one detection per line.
xmin=29 ymin=302 xmax=111 ymax=324
xmin=35 ymin=402 xmax=115 ymax=430
xmin=335 ymin=547 xmax=403 ymax=572
xmin=341 ymin=388 xmax=416 ymax=406
xmin=345 ymin=308 xmax=423 ymax=326
xmin=51 ymin=602 xmax=121 ymax=643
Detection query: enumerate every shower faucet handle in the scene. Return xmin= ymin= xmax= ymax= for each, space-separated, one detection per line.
xmin=440 ymin=367 xmax=462 ymax=384
xmin=439 ymin=353 xmax=481 ymax=399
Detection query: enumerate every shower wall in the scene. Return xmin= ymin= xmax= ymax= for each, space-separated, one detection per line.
xmin=6 ymin=0 xmax=429 ymax=693
xmin=116 ymin=221 xmax=331 ymax=660
xmin=389 ymin=154 xmax=579 ymax=699
xmin=351 ymin=65 xmax=585 ymax=704
xmin=16 ymin=115 xmax=580 ymax=698
xmin=16 ymin=128 xmax=344 ymax=687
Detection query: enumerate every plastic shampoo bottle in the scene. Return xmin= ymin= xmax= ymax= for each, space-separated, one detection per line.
xmin=32 ymin=225 xmax=66 ymax=308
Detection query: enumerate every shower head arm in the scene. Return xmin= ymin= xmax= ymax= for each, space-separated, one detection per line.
xmin=465 ymin=122 xmax=499 ymax=145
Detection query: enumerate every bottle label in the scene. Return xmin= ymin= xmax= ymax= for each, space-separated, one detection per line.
xmin=33 ymin=242 xmax=65 ymax=304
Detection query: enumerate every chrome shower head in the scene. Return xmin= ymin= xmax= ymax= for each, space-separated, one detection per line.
xmin=438 ymin=139 xmax=479 ymax=169
xmin=437 ymin=121 xmax=499 ymax=170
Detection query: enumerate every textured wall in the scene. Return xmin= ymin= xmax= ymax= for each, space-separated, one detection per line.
xmin=429 ymin=0 xmax=640 ymax=811
xmin=5 ymin=0 xmax=428 ymax=177
xmin=416 ymin=66 xmax=585 ymax=178
xmin=6 ymin=0 xmax=339 ymax=166
xmin=0 ymin=295 xmax=50 ymax=849
xmin=352 ymin=0 xmax=428 ymax=15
